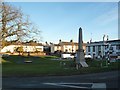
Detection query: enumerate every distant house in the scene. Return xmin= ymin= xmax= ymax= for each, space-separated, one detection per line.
xmin=0 ymin=40 xmax=2 ymax=51
xmin=50 ymin=40 xmax=86 ymax=54
xmin=43 ymin=42 xmax=51 ymax=55
xmin=86 ymin=39 xmax=120 ymax=59
xmin=0 ymin=42 xmax=44 ymax=53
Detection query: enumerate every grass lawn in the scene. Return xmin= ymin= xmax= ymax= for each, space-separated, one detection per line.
xmin=2 ymin=55 xmax=120 ymax=77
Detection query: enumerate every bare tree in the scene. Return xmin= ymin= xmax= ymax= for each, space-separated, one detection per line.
xmin=0 ymin=2 xmax=41 ymax=48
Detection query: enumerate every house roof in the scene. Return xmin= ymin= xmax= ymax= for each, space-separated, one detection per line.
xmin=61 ymin=41 xmax=86 ymax=45
xmin=87 ymin=39 xmax=120 ymax=46
xmin=23 ymin=42 xmax=43 ymax=46
xmin=6 ymin=42 xmax=43 ymax=46
xmin=53 ymin=41 xmax=86 ymax=46
xmin=54 ymin=44 xmax=61 ymax=46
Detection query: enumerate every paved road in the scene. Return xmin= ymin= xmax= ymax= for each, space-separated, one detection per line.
xmin=2 ymin=71 xmax=119 ymax=90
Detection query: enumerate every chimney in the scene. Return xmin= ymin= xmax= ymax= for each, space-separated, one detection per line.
xmin=59 ymin=39 xmax=61 ymax=43
xmin=103 ymin=34 xmax=105 ymax=42
xmin=107 ymin=35 xmax=109 ymax=41
xmin=70 ymin=39 xmax=73 ymax=42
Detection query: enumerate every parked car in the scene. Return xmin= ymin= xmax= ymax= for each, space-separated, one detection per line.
xmin=116 ymin=56 xmax=120 ymax=61
xmin=85 ymin=55 xmax=92 ymax=59
xmin=61 ymin=53 xmax=74 ymax=59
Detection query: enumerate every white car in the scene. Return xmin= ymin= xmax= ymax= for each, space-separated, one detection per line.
xmin=61 ymin=53 xmax=74 ymax=59
xmin=116 ymin=56 xmax=120 ymax=60
xmin=85 ymin=55 xmax=92 ymax=59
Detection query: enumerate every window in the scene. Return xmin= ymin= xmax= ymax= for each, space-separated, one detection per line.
xmin=65 ymin=49 xmax=68 ymax=52
xmin=109 ymin=46 xmax=113 ymax=50
xmin=98 ymin=46 xmax=101 ymax=51
xmin=110 ymin=52 xmax=112 ymax=54
xmin=57 ymin=46 xmax=59 ymax=49
xmin=88 ymin=46 xmax=90 ymax=52
xmin=93 ymin=46 xmax=95 ymax=52
xmin=105 ymin=45 xmax=109 ymax=49
xmin=116 ymin=45 xmax=120 ymax=50
xmin=116 ymin=52 xmax=120 ymax=55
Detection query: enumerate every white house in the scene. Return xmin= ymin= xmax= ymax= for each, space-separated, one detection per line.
xmin=50 ymin=40 xmax=86 ymax=53
xmin=1 ymin=45 xmax=17 ymax=53
xmin=0 ymin=44 xmax=44 ymax=53
xmin=86 ymin=39 xmax=120 ymax=59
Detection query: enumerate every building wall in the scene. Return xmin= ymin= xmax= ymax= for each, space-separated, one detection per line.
xmin=86 ymin=45 xmax=106 ymax=58
xmin=51 ymin=43 xmax=86 ymax=53
xmin=83 ymin=45 xmax=86 ymax=53
xmin=50 ymin=44 xmax=54 ymax=53
xmin=63 ymin=45 xmax=72 ymax=53
xmin=86 ymin=40 xmax=120 ymax=58
xmin=54 ymin=46 xmax=61 ymax=51
xmin=0 ymin=45 xmax=44 ymax=53
xmin=1 ymin=45 xmax=20 ymax=53
xmin=23 ymin=46 xmax=43 ymax=52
